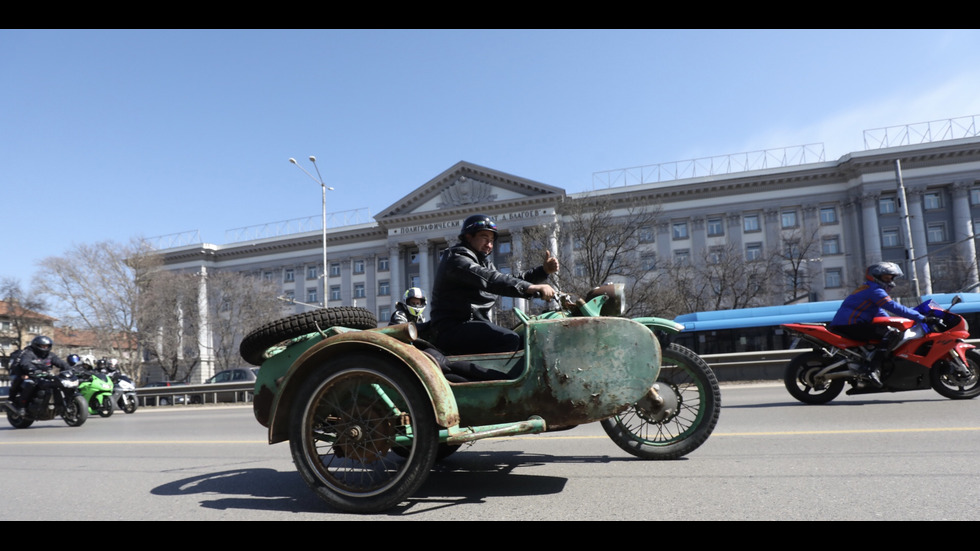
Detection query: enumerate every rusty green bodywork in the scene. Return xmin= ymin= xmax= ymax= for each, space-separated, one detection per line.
xmin=253 ymin=291 xmax=664 ymax=446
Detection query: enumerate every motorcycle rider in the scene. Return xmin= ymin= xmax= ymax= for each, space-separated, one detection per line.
xmin=389 ymin=287 xmax=427 ymax=326
xmin=10 ymin=335 xmax=71 ymax=416
xmin=829 ymin=262 xmax=937 ymax=388
xmin=429 ymin=213 xmax=558 ymax=356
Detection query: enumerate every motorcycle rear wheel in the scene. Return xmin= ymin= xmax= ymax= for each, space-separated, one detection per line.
xmin=930 ymin=349 xmax=980 ymax=400
xmin=784 ymin=351 xmax=845 ymax=404
xmin=600 ymin=343 xmax=720 ymax=460
xmin=6 ymin=407 xmax=34 ymax=429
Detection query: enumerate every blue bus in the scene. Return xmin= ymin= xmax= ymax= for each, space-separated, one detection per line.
xmin=672 ymin=293 xmax=980 ymax=356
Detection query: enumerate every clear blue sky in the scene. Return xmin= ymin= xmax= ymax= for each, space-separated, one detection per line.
xmin=4 ymin=29 xmax=980 ymax=292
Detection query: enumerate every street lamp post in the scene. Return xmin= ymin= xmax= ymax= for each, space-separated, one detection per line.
xmin=289 ymin=156 xmax=334 ymax=307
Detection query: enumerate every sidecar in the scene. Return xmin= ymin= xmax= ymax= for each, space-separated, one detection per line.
xmin=242 ymin=287 xmax=719 ymax=514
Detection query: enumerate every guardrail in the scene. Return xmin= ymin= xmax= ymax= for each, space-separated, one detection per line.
xmin=136 ymin=381 xmax=254 ymax=407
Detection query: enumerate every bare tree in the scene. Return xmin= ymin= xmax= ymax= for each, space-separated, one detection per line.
xmin=515 ymin=194 xmax=677 ymax=319
xmin=659 ymin=240 xmax=782 ymax=314
xmin=206 ymin=270 xmax=284 ymax=372
xmin=34 ymin=238 xmax=158 ymax=382
xmin=139 ymin=270 xmax=201 ymax=382
xmin=778 ymin=226 xmax=823 ymax=304
xmin=0 ymin=278 xmax=50 ymax=362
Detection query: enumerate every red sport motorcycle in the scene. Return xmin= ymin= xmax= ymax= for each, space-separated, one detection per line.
xmin=782 ymin=295 xmax=980 ymax=404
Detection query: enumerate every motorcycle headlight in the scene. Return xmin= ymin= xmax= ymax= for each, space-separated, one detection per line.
xmin=62 ymin=379 xmax=79 ymax=389
xmin=119 ymin=381 xmax=135 ymax=390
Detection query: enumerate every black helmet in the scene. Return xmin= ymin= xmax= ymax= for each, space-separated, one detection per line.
xmin=459 ymin=214 xmax=497 ymax=240
xmin=866 ymin=261 xmax=903 ymax=289
xmin=66 ymin=354 xmax=81 ymax=366
xmin=30 ymin=335 xmax=53 ymax=358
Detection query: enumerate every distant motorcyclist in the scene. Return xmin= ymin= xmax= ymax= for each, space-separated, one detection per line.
xmin=388 ymin=287 xmax=427 ymax=326
xmin=10 ymin=336 xmax=70 ymax=416
xmin=829 ymin=262 xmax=935 ymax=388
xmin=66 ymin=354 xmax=82 ymax=367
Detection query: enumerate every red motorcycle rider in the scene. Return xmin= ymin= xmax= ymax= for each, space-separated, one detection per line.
xmin=828 ymin=262 xmax=937 ymax=388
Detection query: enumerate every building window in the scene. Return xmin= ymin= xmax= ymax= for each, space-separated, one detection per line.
xmin=641 ymin=253 xmax=656 ymax=271
xmin=708 ymin=246 xmax=724 ymax=264
xmin=879 ymin=196 xmax=896 ymax=214
xmin=825 ymin=268 xmax=843 ymax=289
xmin=379 ymin=306 xmax=390 ymax=321
xmin=822 ymin=235 xmax=841 ymax=255
xmin=882 ymin=228 xmax=900 ymax=248
xmin=819 ymin=206 xmax=838 ymax=225
xmin=378 ymin=257 xmax=389 ymax=272
xmin=745 ymin=242 xmax=762 ymax=261
xmin=497 ymin=241 xmax=512 ymax=255
xmin=329 ymin=263 xmax=341 ymax=277
xmin=284 ymin=290 xmax=295 ymax=303
xmin=707 ymin=218 xmax=724 ymax=237
xmin=307 ymin=266 xmax=318 ymax=280
xmin=353 ymin=259 xmax=365 ymax=274
xmin=378 ymin=280 xmax=390 ymax=296
xmin=307 ymin=288 xmax=318 ymax=303
xmin=923 ymin=191 xmax=943 ymax=210
xmin=780 ymin=210 xmax=798 ymax=228
xmin=573 ymin=236 xmax=585 ymax=250
xmin=354 ymin=283 xmax=366 ymax=298
xmin=573 ymin=264 xmax=585 ymax=277
xmin=639 ymin=226 xmax=655 ymax=243
xmin=743 ymin=213 xmax=760 ymax=233
xmin=284 ymin=268 xmax=294 ymax=282
xmin=329 ymin=286 xmax=341 ymax=301
xmin=927 ymin=223 xmax=947 ymax=244
xmin=674 ymin=249 xmax=690 ymax=264
xmin=263 ymin=271 xmax=273 ymax=281
xmin=672 ymin=222 xmax=688 ymax=239
xmin=971 ymin=187 xmax=980 ymax=205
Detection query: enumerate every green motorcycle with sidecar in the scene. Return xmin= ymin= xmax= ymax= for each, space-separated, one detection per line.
xmin=240 ymin=283 xmax=720 ymax=514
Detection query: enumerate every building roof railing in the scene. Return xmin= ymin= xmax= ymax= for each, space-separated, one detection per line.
xmin=863 ymin=114 xmax=980 ymax=150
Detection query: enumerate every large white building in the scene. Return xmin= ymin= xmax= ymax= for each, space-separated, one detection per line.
xmin=155 ymin=132 xmax=980 ymax=381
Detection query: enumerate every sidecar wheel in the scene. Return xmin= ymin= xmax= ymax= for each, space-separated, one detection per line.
xmin=63 ymin=395 xmax=89 ymax=427
xmin=240 ymin=307 xmax=378 ymax=366
xmin=930 ymin=349 xmax=980 ymax=400
xmin=784 ymin=351 xmax=845 ymax=404
xmin=289 ymin=352 xmax=439 ymax=514
xmin=601 ymin=343 xmax=720 ymax=460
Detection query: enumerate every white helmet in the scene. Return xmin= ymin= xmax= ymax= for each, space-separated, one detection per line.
xmin=403 ymin=287 xmax=427 ymax=318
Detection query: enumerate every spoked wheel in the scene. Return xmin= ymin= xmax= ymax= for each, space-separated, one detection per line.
xmin=601 ymin=343 xmax=720 ymax=460
xmin=63 ymin=395 xmax=89 ymax=427
xmin=931 ymin=349 xmax=980 ymax=400
xmin=288 ymin=352 xmax=439 ymax=514
xmin=784 ymin=351 xmax=845 ymax=404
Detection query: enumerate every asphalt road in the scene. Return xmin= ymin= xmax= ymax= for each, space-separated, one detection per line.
xmin=2 ymin=382 xmax=978 ymax=521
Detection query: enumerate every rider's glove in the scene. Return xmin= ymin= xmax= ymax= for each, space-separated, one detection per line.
xmin=923 ymin=315 xmax=940 ymax=327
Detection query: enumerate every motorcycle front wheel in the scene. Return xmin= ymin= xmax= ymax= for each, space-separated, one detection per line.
xmin=288 ymin=352 xmax=439 ymax=514
xmin=601 ymin=343 xmax=721 ymax=460
xmin=98 ymin=395 xmax=114 ymax=418
xmin=931 ymin=349 xmax=980 ymax=400
xmin=63 ymin=395 xmax=89 ymax=427
xmin=784 ymin=351 xmax=845 ymax=404
xmin=120 ymin=395 xmax=137 ymax=414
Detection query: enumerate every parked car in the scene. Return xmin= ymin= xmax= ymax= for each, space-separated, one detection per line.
xmin=190 ymin=368 xmax=258 ymax=404
xmin=142 ymin=381 xmax=188 ymax=406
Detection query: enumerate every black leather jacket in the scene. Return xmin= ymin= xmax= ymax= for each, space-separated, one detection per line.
xmin=388 ymin=301 xmax=425 ymax=326
xmin=429 ymin=241 xmax=549 ymax=329
xmin=15 ymin=348 xmax=69 ymax=377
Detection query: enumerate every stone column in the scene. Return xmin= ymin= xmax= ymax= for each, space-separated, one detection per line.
xmin=389 ymin=246 xmax=402 ymax=307
xmin=415 ymin=239 xmax=431 ymax=293
xmin=859 ymin=193 xmax=882 ymax=264
xmin=952 ymin=180 xmax=980 ymax=290
xmin=196 ymin=266 xmax=213 ymax=384
xmin=906 ymin=186 xmax=931 ymax=295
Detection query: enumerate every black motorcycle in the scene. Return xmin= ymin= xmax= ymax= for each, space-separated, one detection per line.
xmin=3 ymin=369 xmax=89 ymax=428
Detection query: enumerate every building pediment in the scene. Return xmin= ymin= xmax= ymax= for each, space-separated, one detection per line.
xmin=375 ymin=161 xmax=565 ymax=226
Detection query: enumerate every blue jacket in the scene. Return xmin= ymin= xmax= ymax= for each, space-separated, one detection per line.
xmin=831 ymin=279 xmax=926 ymax=326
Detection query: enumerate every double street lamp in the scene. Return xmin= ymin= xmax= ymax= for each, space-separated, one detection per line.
xmin=289 ymin=156 xmax=333 ymax=307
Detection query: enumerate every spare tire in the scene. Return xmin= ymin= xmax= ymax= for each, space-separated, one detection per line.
xmin=239 ymin=307 xmax=378 ymax=366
